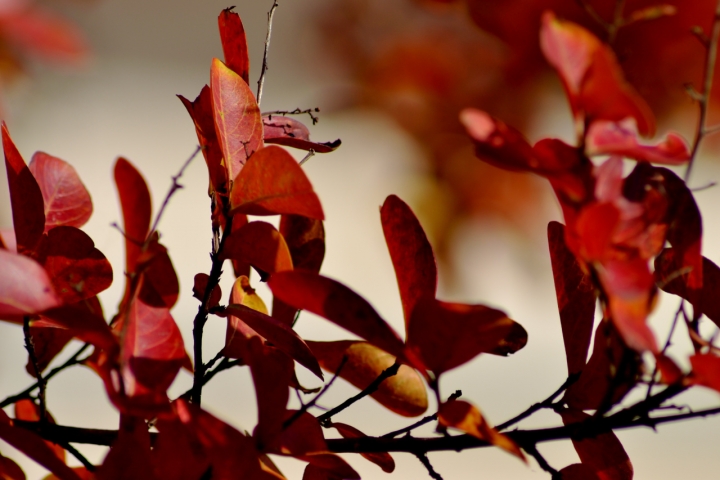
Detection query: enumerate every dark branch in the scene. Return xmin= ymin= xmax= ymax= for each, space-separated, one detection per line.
xmin=262 ymin=108 xmax=320 ymax=125
xmin=415 ymin=452 xmax=444 ymax=480
xmin=382 ymin=391 xmax=462 ymax=439
xmin=256 ymin=0 xmax=279 ymax=105
xmin=22 ymin=317 xmax=46 ymax=421
xmin=283 ymin=356 xmax=347 ymax=430
xmin=496 ymin=374 xmax=578 ymax=432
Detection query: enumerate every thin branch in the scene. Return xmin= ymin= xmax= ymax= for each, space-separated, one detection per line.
xmin=686 ymin=0 xmax=720 ymax=181
xmin=263 ymin=107 xmax=320 ymax=125
xmin=59 ymin=441 xmax=95 ymax=471
xmin=177 ymin=356 xmax=242 ymax=401
xmin=382 ymin=391 xmax=462 ymax=439
xmin=256 ymin=0 xmax=279 ymax=105
xmin=283 ymin=356 xmax=347 ymax=430
xmin=0 ymin=344 xmax=90 ymax=409
xmin=414 ymin=452 xmax=444 ymax=480
xmin=646 ymin=300 xmax=684 ymax=399
xmin=22 ymin=317 xmax=46 ymax=422
xmin=496 ymin=374 xmax=579 ymax=432
xmin=299 ymin=149 xmax=315 ymax=166
xmin=523 ymin=443 xmax=559 ymax=479
xmin=317 ymin=361 xmax=400 ymax=425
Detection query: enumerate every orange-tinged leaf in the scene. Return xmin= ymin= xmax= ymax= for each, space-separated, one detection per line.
xmin=263 ymin=116 xmax=341 ymax=153
xmin=0 ymin=249 xmax=60 ymax=319
xmin=585 ymin=121 xmax=690 ymax=165
xmin=223 ymin=275 xmax=266 ymax=360
xmin=2 ymin=122 xmax=45 ymax=254
xmin=407 ymin=297 xmax=527 ymax=375
xmin=307 ymin=340 xmax=428 ymax=417
xmin=29 ymin=152 xmax=92 ymax=232
xmin=192 ymin=273 xmax=222 ymax=308
xmin=559 ymin=409 xmax=633 ymax=480
xmin=438 ymin=400 xmax=524 ymax=460
xmin=230 ymin=145 xmax=324 ymax=219
xmin=113 ymin=157 xmax=151 ymax=280
xmin=381 ymin=195 xmax=437 ymax=331
xmin=655 ymin=353 xmax=683 ymax=385
xmin=222 ymin=221 xmax=294 ymax=279
xmin=690 ymin=353 xmax=720 ymax=392
xmin=211 ymin=58 xmax=263 ymax=182
xmin=332 ymin=422 xmax=395 ymax=472
xmin=218 ymin=7 xmax=250 ymax=84
xmin=575 ymin=202 xmax=620 ymax=262
xmin=269 ymin=271 xmax=405 ymax=358
xmin=548 ymin=222 xmax=596 ymax=376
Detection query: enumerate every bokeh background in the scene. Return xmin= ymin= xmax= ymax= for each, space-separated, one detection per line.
xmin=1 ymin=0 xmax=720 ymax=478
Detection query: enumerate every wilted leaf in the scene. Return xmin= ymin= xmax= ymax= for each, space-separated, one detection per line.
xmin=263 ymin=116 xmax=341 ymax=153
xmin=29 ymin=151 xmax=93 ymax=232
xmin=0 ymin=248 xmax=60 ymax=320
xmin=407 ymin=297 xmax=527 ymax=375
xmin=438 ymin=400 xmax=524 ymax=460
xmin=548 ymin=221 xmax=596 ymax=376
xmin=2 ymin=122 xmax=45 ymax=254
xmin=332 ymin=422 xmax=395 ymax=472
xmin=222 ymin=221 xmax=294 ymax=279
xmin=269 ymin=271 xmax=405 ymax=358
xmin=230 ymin=145 xmax=324 ymax=219
xmin=114 ymin=157 xmax=152 ymax=280
xmin=307 ymin=340 xmax=428 ymax=417
xmin=211 ymin=58 xmax=263 ymax=182
xmin=585 ymin=121 xmax=690 ymax=165
xmin=381 ymin=195 xmax=437 ymax=331
xmin=218 ymin=7 xmax=250 ymax=84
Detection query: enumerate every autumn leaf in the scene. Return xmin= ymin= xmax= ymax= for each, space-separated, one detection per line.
xmin=230 ymin=145 xmax=324 ymax=219
xmin=301 ymin=454 xmax=360 ymax=480
xmin=39 ymin=302 xmax=117 ymax=353
xmin=0 ymin=451 xmax=25 ymax=480
xmin=28 ymin=151 xmax=92 ymax=232
xmin=218 ymin=7 xmax=250 ymax=84
xmin=689 ymin=353 xmax=720 ymax=392
xmin=585 ymin=120 xmax=690 ymax=165
xmin=332 ymin=422 xmax=395 ymax=473
xmin=95 ymin=416 xmax=156 ymax=480
xmin=192 ymin=273 xmax=222 ymax=309
xmin=223 ymin=276 xmax=266 ymax=361
xmin=0 ymin=248 xmax=60 ymax=320
xmin=263 ymin=116 xmax=341 ymax=153
xmin=13 ymin=400 xmax=65 ymax=462
xmin=221 ymin=221 xmax=294 ymax=279
xmin=135 ymin=235 xmax=179 ymax=309
xmin=271 ymin=411 xmax=326 ymax=456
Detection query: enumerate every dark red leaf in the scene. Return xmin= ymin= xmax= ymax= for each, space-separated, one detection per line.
xmin=2 ymin=122 xmax=45 ymax=254
xmin=690 ymin=353 xmax=720 ymax=392
xmin=0 ymin=248 xmax=60 ymax=320
xmin=25 ymin=325 xmax=74 ymax=376
xmin=211 ymin=58 xmax=264 ymax=182
xmin=332 ymin=422 xmax=395 ymax=472
xmin=223 ymin=276 xmax=266 ymax=361
xmin=13 ymin=399 xmax=65 ymax=462
xmin=268 ymin=271 xmax=406 ymax=359
xmin=113 ymin=157 xmax=151 ymax=281
xmin=221 ymin=221 xmax=294 ymax=279
xmin=263 ymin=116 xmax=341 ymax=153
xmin=559 ymin=463 xmax=601 ymax=480
xmin=548 ymin=221 xmax=596 ymax=376
xmin=270 ymin=411 xmax=326 ymax=456
xmin=96 ymin=416 xmax=156 ymax=480
xmin=230 ymin=145 xmax=324 ymax=219
xmin=307 ymin=340 xmax=428 ymax=417
xmin=135 ymin=235 xmax=179 ymax=309
xmin=39 ymin=301 xmax=116 ymax=352
xmin=218 ymin=7 xmax=250 ymax=84
xmin=301 ymin=454 xmax=360 ymax=480
xmin=381 ymin=195 xmax=437 ymax=332
xmin=407 ymin=297 xmax=527 ymax=375
xmin=192 ymin=273 xmax=222 ymax=309
xmin=28 ymin=151 xmax=93 ymax=232
xmin=0 ymin=451 xmax=25 ymax=480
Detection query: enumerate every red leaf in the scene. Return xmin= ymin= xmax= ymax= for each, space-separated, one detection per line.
xmin=222 ymin=303 xmax=322 ymax=380
xmin=2 ymin=122 xmax=45 ymax=254
xmin=28 ymin=151 xmax=92 ymax=232
xmin=39 ymin=302 xmax=116 ymax=352
xmin=25 ymin=324 xmax=74 ymax=376
xmin=43 ymin=467 xmax=96 ymax=480
xmin=211 ymin=57 xmax=264 ymax=182
xmin=135 ymin=235 xmax=179 ymax=309
xmin=218 ymin=7 xmax=250 ymax=84
xmin=268 ymin=271 xmax=405 ymax=359
xmin=192 ymin=273 xmax=222 ymax=309
xmin=96 ymin=416 xmax=156 ymax=480
xmin=0 ymin=410 xmax=81 ymax=480
xmin=585 ymin=121 xmax=690 ymax=165
xmin=438 ymin=400 xmax=524 ymax=460
xmin=13 ymin=400 xmax=65 ymax=462
xmin=113 ymin=158 xmax=151 ymax=281
xmin=221 ymin=221 xmax=294 ymax=279
xmin=548 ymin=221 xmax=596 ymax=376
xmin=407 ymin=297 xmax=527 ymax=375
xmin=332 ymin=423 xmax=395 ymax=472
xmin=559 ymin=409 xmax=633 ymax=480
xmin=223 ymin=276 xmax=266 ymax=361
xmin=271 ymin=411 xmax=326 ymax=456
xmin=0 ymin=451 xmax=25 ymax=480
xmin=0 ymin=248 xmax=60 ymax=320
xmin=381 ymin=195 xmax=437 ymax=332
xmin=574 ymin=202 xmax=621 ymax=262
xmin=690 ymin=353 xmax=720 ymax=392
xmin=230 ymin=145 xmax=324 ymax=219
xmin=42 ymin=226 xmax=113 ymax=304
xmin=307 ymin=340 xmax=428 ymax=417
xmin=301 ymin=454 xmax=360 ymax=480
xmin=559 ymin=463 xmax=601 ymax=480
xmin=263 ymin=116 xmax=341 ymax=153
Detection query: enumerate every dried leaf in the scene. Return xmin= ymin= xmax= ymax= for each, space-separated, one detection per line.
xmin=263 ymin=116 xmax=341 ymax=153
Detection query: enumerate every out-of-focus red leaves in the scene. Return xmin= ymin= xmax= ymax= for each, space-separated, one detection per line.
xmin=0 ymin=409 xmax=80 ymax=480
xmin=2 ymin=122 xmax=45 ymax=255
xmin=301 ymin=454 xmax=360 ymax=480
xmin=689 ymin=353 xmax=720 ymax=392
xmin=307 ymin=340 xmax=428 ymax=417
xmin=178 ymin=86 xmax=227 ymax=194
xmin=28 ymin=152 xmax=92 ymax=232
xmin=381 ymin=194 xmax=437 ymax=331
xmin=42 ymin=227 xmax=113 ymax=304
xmin=0 ymin=451 xmax=25 ymax=480
xmin=548 ymin=221 xmax=596 ymax=376
xmin=135 ymin=235 xmax=179 ymax=309
xmin=559 ymin=463 xmax=601 ymax=480
xmin=192 ymin=273 xmax=222 ymax=309
xmin=222 ymin=303 xmax=322 ymax=380
xmin=539 ymin=12 xmax=654 ymax=137
xmin=13 ymin=400 xmax=65 ymax=461
xmin=272 ymin=411 xmax=326 ymax=456
xmin=655 ymin=353 xmax=683 ymax=385
xmin=585 ymin=121 xmax=690 ymax=165
xmin=438 ymin=400 xmax=524 ymax=460
xmin=564 ymin=321 xmax=641 ymax=410
xmin=40 ymin=302 xmax=116 ymax=352
xmin=559 ymin=409 xmax=633 ymax=480
xmin=269 ymin=271 xmax=405 ymax=359
xmin=113 ymin=157 xmax=151 ymax=280
xmin=43 ymin=467 xmax=95 ymax=480
xmin=96 ymin=416 xmax=156 ymax=480
xmin=407 ymin=297 xmax=527 ymax=375
xmin=211 ymin=58 xmax=263 ymax=182
xmin=230 ymin=145 xmax=324 ymax=219
xmin=263 ymin=116 xmax=341 ymax=153
xmin=0 ymin=248 xmax=60 ymax=319
xmin=218 ymin=7 xmax=250 ymax=84
xmin=222 ymin=221 xmax=293 ymax=280
xmin=331 ymin=422 xmax=395 ymax=472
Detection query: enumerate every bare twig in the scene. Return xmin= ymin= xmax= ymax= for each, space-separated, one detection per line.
xmin=415 ymin=452 xmax=444 ymax=480
xmin=256 ymin=0 xmax=279 ymax=105
xmin=22 ymin=317 xmax=46 ymax=422
xmin=524 ymin=444 xmax=560 ymax=478
xmin=382 ymin=391 xmax=462 ymax=439
xmin=645 ymin=300 xmax=684 ymax=399
xmin=177 ymin=356 xmax=242 ymax=401
xmin=59 ymin=441 xmax=95 ymax=471
xmin=299 ymin=149 xmax=315 ymax=166
xmin=263 ymin=107 xmax=320 ymax=125
xmin=284 ymin=356 xmax=347 ymax=430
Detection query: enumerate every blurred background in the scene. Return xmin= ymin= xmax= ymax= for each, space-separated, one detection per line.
xmin=1 ymin=0 xmax=720 ymax=478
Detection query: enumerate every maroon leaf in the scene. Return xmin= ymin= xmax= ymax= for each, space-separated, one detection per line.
xmin=271 ymin=411 xmax=326 ymax=456
xmin=0 ymin=451 xmax=25 ymax=480
xmin=381 ymin=194 xmax=437 ymax=332
xmin=96 ymin=416 xmax=156 ymax=480
xmin=230 ymin=146 xmax=324 ymax=220
xmin=263 ymin=116 xmax=341 ymax=153
xmin=28 ymin=151 xmax=93 ymax=232
xmin=332 ymin=422 xmax=395 ymax=472
xmin=268 ymin=271 xmax=406 ymax=359
xmin=301 ymin=454 xmax=360 ymax=480
xmin=548 ymin=221 xmax=596 ymax=376
xmin=2 ymin=122 xmax=45 ymax=254
xmin=221 ymin=221 xmax=294 ymax=279
xmin=25 ymin=324 xmax=74 ymax=376
xmin=0 ymin=248 xmax=60 ymax=320
xmin=559 ymin=463 xmax=601 ymax=480
xmin=135 ymin=235 xmax=179 ymax=309
xmin=113 ymin=157 xmax=151 ymax=281
xmin=193 ymin=273 xmax=222 ymax=309
xmin=218 ymin=7 xmax=250 ymax=84
xmin=40 ymin=302 xmax=116 ymax=352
